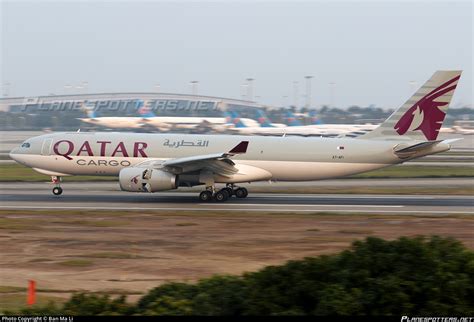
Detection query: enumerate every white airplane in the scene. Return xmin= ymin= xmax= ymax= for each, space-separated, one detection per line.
xmin=451 ymin=125 xmax=474 ymax=135
xmin=288 ymin=110 xmax=379 ymax=135
xmin=227 ymin=110 xmax=377 ymax=137
xmin=228 ymin=111 xmax=350 ymax=137
xmin=10 ymin=71 xmax=462 ymax=202
xmin=79 ymin=101 xmax=258 ymax=132
xmin=140 ymin=111 xmax=259 ymax=132
xmin=78 ymin=100 xmax=152 ymax=130
xmin=78 ymin=107 xmax=147 ymax=130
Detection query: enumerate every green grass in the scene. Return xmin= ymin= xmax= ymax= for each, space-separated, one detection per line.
xmin=0 ymin=283 xmax=144 ymax=313
xmin=175 ymin=222 xmax=198 ymax=227
xmin=79 ymin=252 xmax=142 ymax=259
xmin=0 ymin=218 xmax=43 ymax=230
xmin=247 ymin=186 xmax=474 ymax=195
xmin=0 ymin=163 xmax=116 ymax=182
xmin=0 ymin=216 xmax=128 ymax=230
xmin=0 ymin=293 xmax=66 ymax=313
xmin=0 ymin=163 xmax=472 ymax=182
xmin=64 ymin=219 xmax=129 ymax=227
xmin=338 ymin=229 xmax=374 ymax=234
xmin=0 ymin=286 xmax=26 ymax=293
xmin=1 ymin=209 xmax=473 ymax=220
xmin=28 ymin=258 xmax=53 ymax=263
xmin=351 ymin=165 xmax=474 ymax=178
xmin=57 ymin=259 xmax=94 ymax=267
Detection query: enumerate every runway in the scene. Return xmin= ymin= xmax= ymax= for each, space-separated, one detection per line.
xmin=1 ymin=182 xmax=472 ymax=214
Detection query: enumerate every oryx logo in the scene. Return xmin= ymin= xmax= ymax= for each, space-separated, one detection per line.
xmin=131 ymin=175 xmax=139 ymax=184
xmin=394 ymin=75 xmax=460 ymax=140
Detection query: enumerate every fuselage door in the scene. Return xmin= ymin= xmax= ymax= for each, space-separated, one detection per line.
xmin=41 ymin=138 xmax=53 ymax=156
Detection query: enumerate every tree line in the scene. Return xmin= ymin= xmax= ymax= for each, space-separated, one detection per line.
xmin=10 ymin=236 xmax=474 ymax=316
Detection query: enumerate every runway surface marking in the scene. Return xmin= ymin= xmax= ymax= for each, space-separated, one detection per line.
xmin=202 ymin=203 xmax=404 ymax=208
xmin=0 ymin=205 xmax=472 ymax=215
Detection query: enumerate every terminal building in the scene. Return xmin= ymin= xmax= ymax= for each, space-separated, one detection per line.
xmin=0 ymin=92 xmax=268 ymax=130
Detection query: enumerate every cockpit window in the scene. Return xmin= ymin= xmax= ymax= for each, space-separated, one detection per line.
xmin=21 ymin=143 xmax=31 ymax=148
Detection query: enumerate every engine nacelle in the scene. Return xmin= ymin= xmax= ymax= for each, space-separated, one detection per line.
xmin=119 ymin=167 xmax=177 ymax=192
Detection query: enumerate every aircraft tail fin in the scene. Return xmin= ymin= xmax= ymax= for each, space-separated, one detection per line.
xmin=230 ymin=111 xmax=247 ymax=128
xmin=360 ymin=70 xmax=462 ymax=141
xmin=256 ymin=110 xmax=274 ymax=128
xmin=285 ymin=110 xmax=302 ymax=126
xmin=308 ymin=110 xmax=323 ymax=125
xmin=82 ymin=102 xmax=96 ymax=118
xmin=223 ymin=111 xmax=233 ymax=125
xmin=137 ymin=100 xmax=155 ymax=118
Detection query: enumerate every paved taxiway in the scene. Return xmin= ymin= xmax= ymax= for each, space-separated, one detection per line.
xmin=1 ymin=181 xmax=472 ymax=214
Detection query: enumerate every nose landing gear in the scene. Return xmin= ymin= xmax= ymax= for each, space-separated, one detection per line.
xmin=51 ymin=176 xmax=63 ymax=195
xmin=52 ymin=186 xmax=63 ymax=195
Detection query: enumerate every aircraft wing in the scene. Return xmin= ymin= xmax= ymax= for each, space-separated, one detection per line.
xmin=134 ymin=141 xmax=249 ymax=177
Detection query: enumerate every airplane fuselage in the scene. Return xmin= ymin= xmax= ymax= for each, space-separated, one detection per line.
xmin=9 ymin=132 xmax=447 ymax=182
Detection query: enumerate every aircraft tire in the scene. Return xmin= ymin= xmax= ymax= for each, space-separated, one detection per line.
xmin=199 ymin=190 xmax=213 ymax=202
xmin=223 ymin=187 xmax=234 ymax=197
xmin=235 ymin=187 xmax=248 ymax=198
xmin=214 ymin=190 xmax=229 ymax=202
xmin=52 ymin=187 xmax=63 ymax=196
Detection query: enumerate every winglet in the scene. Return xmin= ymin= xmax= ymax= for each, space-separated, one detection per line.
xmin=229 ymin=141 xmax=249 ymax=154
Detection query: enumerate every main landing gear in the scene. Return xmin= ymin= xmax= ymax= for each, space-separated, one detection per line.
xmin=198 ymin=184 xmax=248 ymax=202
xmin=51 ymin=176 xmax=63 ymax=195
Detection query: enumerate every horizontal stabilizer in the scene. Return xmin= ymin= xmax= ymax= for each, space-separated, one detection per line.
xmin=440 ymin=138 xmax=463 ymax=145
xmin=393 ymin=140 xmax=441 ymax=154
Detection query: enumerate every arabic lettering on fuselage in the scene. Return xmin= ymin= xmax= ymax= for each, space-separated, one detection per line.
xmin=163 ymin=139 xmax=210 ymax=148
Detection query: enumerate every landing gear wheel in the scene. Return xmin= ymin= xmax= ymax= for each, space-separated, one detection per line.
xmin=199 ymin=190 xmax=213 ymax=202
xmin=223 ymin=187 xmax=234 ymax=197
xmin=214 ymin=190 xmax=229 ymax=202
xmin=235 ymin=187 xmax=248 ymax=198
xmin=52 ymin=187 xmax=63 ymax=196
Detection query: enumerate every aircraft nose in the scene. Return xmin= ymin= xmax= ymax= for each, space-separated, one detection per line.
xmin=9 ymin=147 xmax=22 ymax=163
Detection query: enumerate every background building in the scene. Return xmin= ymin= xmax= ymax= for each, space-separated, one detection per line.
xmin=0 ymin=93 xmax=266 ymax=131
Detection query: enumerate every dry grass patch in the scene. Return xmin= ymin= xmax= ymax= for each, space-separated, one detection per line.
xmin=0 ymin=218 xmax=44 ymax=230
xmin=175 ymin=222 xmax=198 ymax=227
xmin=338 ymin=229 xmax=374 ymax=234
xmin=57 ymin=259 xmax=94 ymax=267
xmin=79 ymin=252 xmax=143 ymax=259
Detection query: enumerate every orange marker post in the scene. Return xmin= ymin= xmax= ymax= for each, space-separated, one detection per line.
xmin=27 ymin=280 xmax=36 ymax=306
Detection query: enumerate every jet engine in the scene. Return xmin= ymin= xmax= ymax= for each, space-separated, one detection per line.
xmin=119 ymin=167 xmax=177 ymax=192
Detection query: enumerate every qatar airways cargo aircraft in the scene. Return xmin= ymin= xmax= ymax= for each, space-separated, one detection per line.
xmin=10 ymin=71 xmax=462 ymax=202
